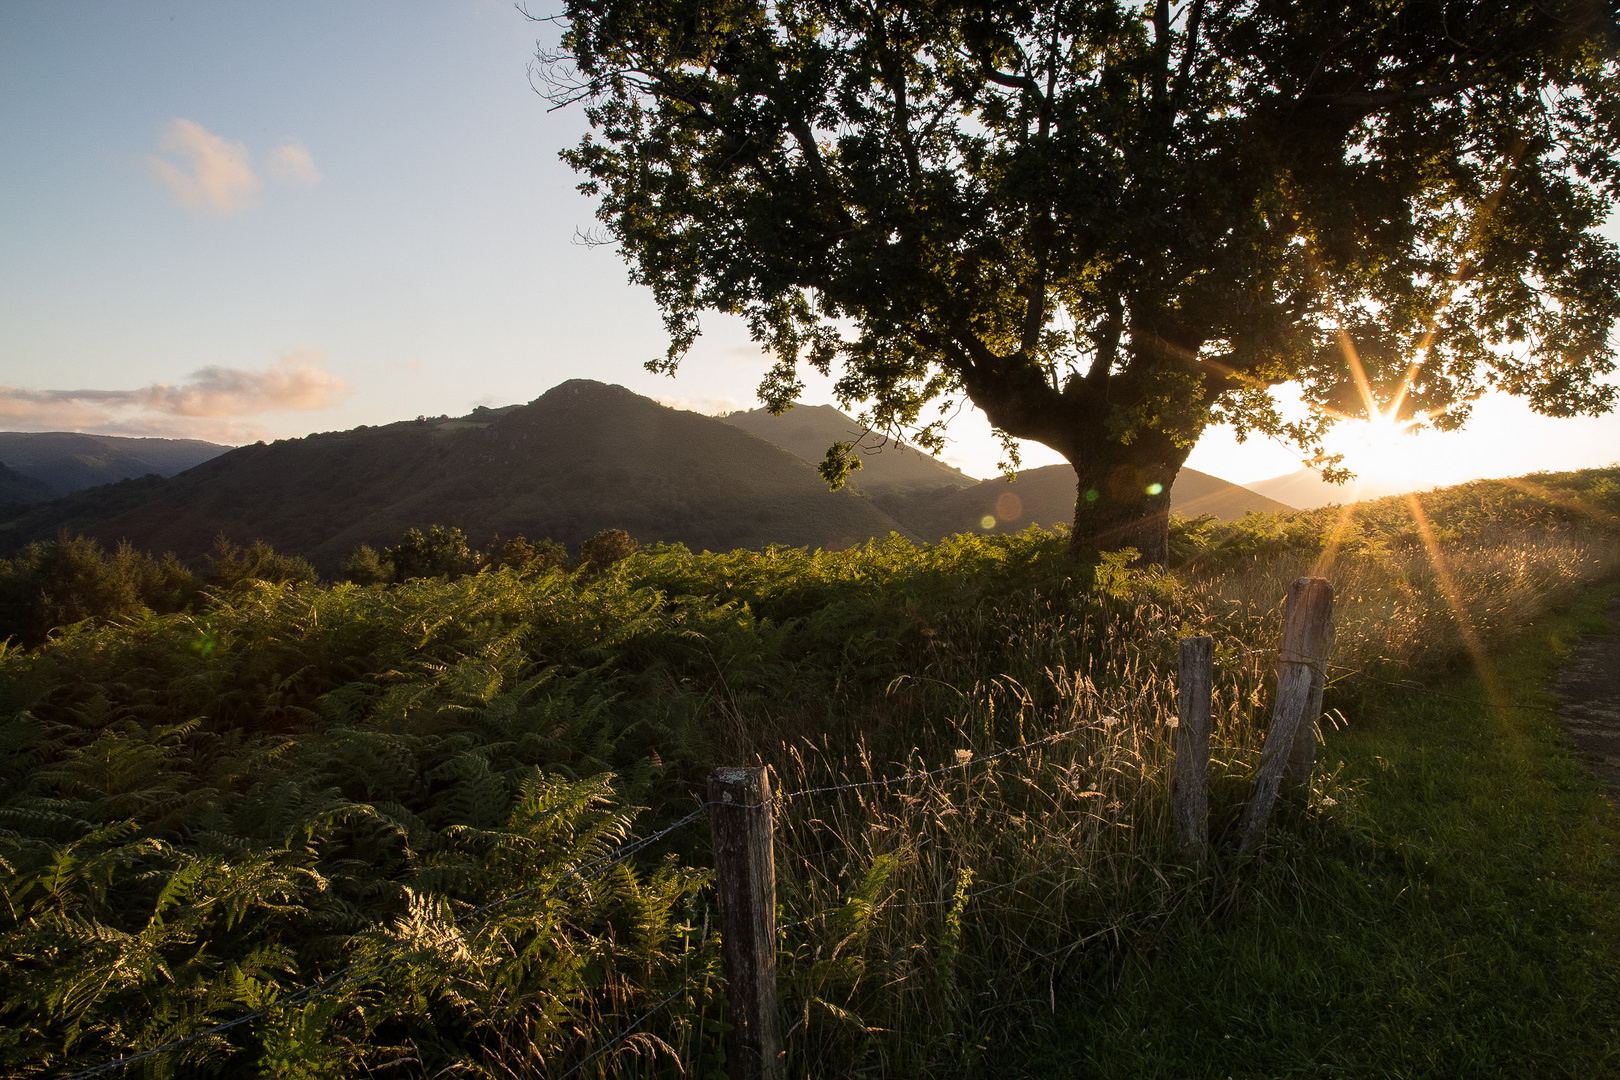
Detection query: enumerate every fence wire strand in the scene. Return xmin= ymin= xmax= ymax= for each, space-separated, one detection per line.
xmin=1236 ymin=645 xmax=1563 ymax=714
xmin=65 ymin=617 xmax=1564 ymax=1077
xmin=1327 ymin=663 xmax=1566 ymax=713
xmin=778 ymin=870 xmax=1041 ymax=932
xmin=56 ymin=683 xmax=1159 ymax=1079
xmin=555 ymin=974 xmax=703 ymax=1080
xmin=772 ymin=682 xmax=1159 ymax=807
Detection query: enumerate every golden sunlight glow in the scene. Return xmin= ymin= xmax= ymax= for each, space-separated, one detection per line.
xmin=1309 ymin=500 xmax=1359 ymax=579
xmin=1401 ymin=492 xmax=1511 ymax=717
xmin=1331 ymin=412 xmax=1424 ymax=481
xmin=1324 ymin=326 xmax=1456 ymax=489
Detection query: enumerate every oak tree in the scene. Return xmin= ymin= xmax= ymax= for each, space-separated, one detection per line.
xmin=542 ymin=0 xmax=1619 ymax=561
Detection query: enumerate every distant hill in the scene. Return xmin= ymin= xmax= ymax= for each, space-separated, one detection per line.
xmin=0 ymin=462 xmax=53 ymax=510
xmin=0 ymin=381 xmax=910 ymax=572
xmin=724 ymin=402 xmax=1292 ymax=529
xmin=873 ymin=463 xmax=1294 ymax=540
xmin=721 ymin=404 xmax=973 ymax=494
xmin=1244 ymin=467 xmax=1413 ymax=509
xmin=0 ymin=432 xmax=229 ymax=498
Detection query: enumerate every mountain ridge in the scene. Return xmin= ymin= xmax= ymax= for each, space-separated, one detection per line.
xmin=1245 ymin=467 xmax=1421 ymax=508
xmin=1 ymin=382 xmax=1294 ymax=568
xmin=0 ymin=381 xmax=911 ymax=571
xmin=0 ymin=431 xmax=229 ymax=499
xmin=720 ymin=404 xmax=973 ymax=494
xmin=873 ymin=462 xmax=1293 ymax=540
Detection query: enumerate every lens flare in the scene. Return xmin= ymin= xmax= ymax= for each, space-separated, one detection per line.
xmin=1402 ymin=492 xmax=1509 ymax=716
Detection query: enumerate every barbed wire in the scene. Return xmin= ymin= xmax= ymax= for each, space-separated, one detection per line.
xmin=60 ymin=615 xmax=1585 ymax=1077
xmin=55 ymin=681 xmax=1164 ymax=1078
xmin=778 ymin=869 xmax=1040 ymax=932
xmin=773 ymin=682 xmax=1160 ymax=806
xmin=1326 ymin=663 xmax=1566 ymax=714
xmin=1231 ymin=644 xmax=1564 ymax=715
xmin=555 ymin=974 xmax=704 ymax=1080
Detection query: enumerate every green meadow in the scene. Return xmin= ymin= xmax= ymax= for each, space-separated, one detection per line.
xmin=3 ymin=467 xmax=1619 ymax=1078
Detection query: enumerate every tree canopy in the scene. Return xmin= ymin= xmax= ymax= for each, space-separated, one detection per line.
xmin=542 ymin=0 xmax=1620 ymax=561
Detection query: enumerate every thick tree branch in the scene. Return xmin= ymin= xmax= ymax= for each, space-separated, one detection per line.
xmin=1172 ymin=0 xmax=1208 ymax=109
xmin=984 ymin=66 xmax=1040 ymax=95
xmin=785 ymin=118 xmax=859 ymax=232
xmin=1086 ymin=296 xmax=1124 ymax=389
xmin=1299 ymin=69 xmax=1496 ymax=110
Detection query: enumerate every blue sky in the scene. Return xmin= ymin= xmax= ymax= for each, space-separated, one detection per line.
xmin=2 ymin=1 xmax=1616 ymax=488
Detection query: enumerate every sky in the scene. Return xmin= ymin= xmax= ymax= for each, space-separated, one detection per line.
xmin=1 ymin=1 xmax=1616 ymax=490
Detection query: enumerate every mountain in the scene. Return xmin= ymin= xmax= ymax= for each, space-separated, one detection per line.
xmin=723 ymin=402 xmax=1292 ymax=531
xmin=1168 ymin=467 xmax=1296 ymax=519
xmin=0 ymin=462 xmax=53 ymax=509
xmin=1244 ymin=468 xmax=1414 ymax=509
xmin=0 ymin=432 xmax=229 ymax=497
xmin=0 ymin=381 xmax=910 ymax=571
xmin=871 ymin=463 xmax=1294 ymax=540
xmin=721 ymin=404 xmax=973 ymax=494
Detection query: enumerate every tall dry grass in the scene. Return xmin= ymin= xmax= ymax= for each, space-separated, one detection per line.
xmin=749 ymin=472 xmax=1620 ymax=1077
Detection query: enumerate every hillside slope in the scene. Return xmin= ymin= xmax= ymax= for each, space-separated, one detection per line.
xmin=876 ymin=463 xmax=1294 ymax=539
xmin=0 ymin=382 xmax=909 ymax=570
xmin=722 ymin=404 xmax=973 ymax=494
xmin=0 ymin=462 xmax=53 ymax=509
xmin=1246 ymin=467 xmax=1417 ymax=509
xmin=0 ymin=432 xmax=228 ymax=496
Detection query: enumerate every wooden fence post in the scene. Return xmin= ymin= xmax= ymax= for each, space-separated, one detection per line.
xmin=1238 ymin=578 xmax=1334 ymax=854
xmin=1283 ymin=646 xmax=1332 ymax=794
xmin=1172 ymin=635 xmax=1214 ymax=864
xmin=707 ymin=767 xmax=784 ymax=1080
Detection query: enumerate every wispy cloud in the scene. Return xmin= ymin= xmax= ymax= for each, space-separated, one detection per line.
xmin=148 ymin=119 xmax=260 ymax=214
xmin=267 ymin=140 xmax=322 ymax=188
xmin=148 ymin=121 xmax=322 ymax=214
xmin=0 ymin=351 xmax=351 ymax=443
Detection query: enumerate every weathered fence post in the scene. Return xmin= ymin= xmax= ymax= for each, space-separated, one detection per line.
xmin=707 ymin=767 xmax=784 ymax=1080
xmin=1283 ymin=641 xmax=1333 ymax=794
xmin=1238 ymin=578 xmax=1334 ymax=854
xmin=1172 ymin=635 xmax=1214 ymax=864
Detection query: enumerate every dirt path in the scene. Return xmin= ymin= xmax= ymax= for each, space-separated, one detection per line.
xmin=1554 ymin=595 xmax=1620 ymax=791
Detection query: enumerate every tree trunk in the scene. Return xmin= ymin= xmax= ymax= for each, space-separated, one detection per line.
xmin=1067 ymin=440 xmax=1189 ymax=567
xmin=952 ymin=338 xmax=1200 ymax=566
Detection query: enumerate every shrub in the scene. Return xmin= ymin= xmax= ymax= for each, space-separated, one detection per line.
xmin=579 ymin=527 xmax=638 ymax=572
xmin=339 ymin=542 xmax=393 ymax=584
xmin=1 ymin=467 xmax=1617 ymax=1076
xmin=0 ymin=534 xmax=195 ymax=646
xmin=385 ymin=524 xmax=479 ymax=580
xmin=483 ymin=533 xmax=570 ymax=575
xmin=203 ymin=534 xmax=319 ymax=591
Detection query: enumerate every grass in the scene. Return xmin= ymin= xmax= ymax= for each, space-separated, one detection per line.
xmin=2 ymin=467 xmax=1619 ymax=1077
xmin=1050 ymin=580 xmax=1620 ymax=1078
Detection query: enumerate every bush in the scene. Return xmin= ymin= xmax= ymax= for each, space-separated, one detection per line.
xmin=2 ymin=468 xmax=1618 ymax=1076
xmin=203 ymin=534 xmax=319 ymax=592
xmin=339 ymin=542 xmax=393 ymax=585
xmin=484 ymin=533 xmax=570 ymax=575
xmin=0 ymin=534 xmax=195 ymax=646
xmin=385 ymin=524 xmax=479 ymax=581
xmin=579 ymin=527 xmax=638 ymax=572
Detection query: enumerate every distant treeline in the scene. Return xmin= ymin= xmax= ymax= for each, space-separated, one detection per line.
xmin=0 ymin=526 xmax=639 ymax=647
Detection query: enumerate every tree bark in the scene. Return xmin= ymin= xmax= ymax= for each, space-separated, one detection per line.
xmin=952 ymin=332 xmax=1200 ymax=567
xmin=1066 ymin=438 xmax=1190 ymax=567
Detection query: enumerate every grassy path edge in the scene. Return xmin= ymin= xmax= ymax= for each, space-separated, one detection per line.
xmin=1040 ymin=577 xmax=1620 ymax=1079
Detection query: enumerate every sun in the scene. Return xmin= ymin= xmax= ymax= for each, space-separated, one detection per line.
xmin=1326 ymin=411 xmax=1424 ymax=487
